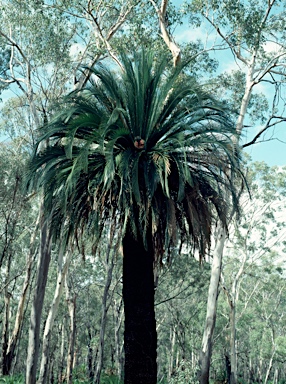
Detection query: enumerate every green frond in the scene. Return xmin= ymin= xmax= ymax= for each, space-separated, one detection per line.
xmin=26 ymin=47 xmax=245 ymax=259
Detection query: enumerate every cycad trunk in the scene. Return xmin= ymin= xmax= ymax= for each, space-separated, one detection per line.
xmin=122 ymin=228 xmax=157 ymax=384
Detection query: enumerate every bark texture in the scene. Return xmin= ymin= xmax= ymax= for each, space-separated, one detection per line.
xmin=37 ymin=250 xmax=72 ymax=384
xmin=199 ymin=225 xmax=226 ymax=384
xmin=122 ymin=228 xmax=157 ymax=384
xmin=26 ymin=217 xmax=52 ymax=384
xmin=65 ymin=272 xmax=77 ymax=384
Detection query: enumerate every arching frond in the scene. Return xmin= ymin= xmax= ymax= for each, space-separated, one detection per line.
xmin=26 ymin=48 xmax=244 ymax=258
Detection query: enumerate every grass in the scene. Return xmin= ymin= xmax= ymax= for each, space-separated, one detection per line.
xmin=0 ymin=372 xmax=123 ymax=384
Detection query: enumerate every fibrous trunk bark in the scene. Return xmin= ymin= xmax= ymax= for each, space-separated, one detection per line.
xmin=199 ymin=224 xmax=226 ymax=384
xmin=122 ymin=228 xmax=157 ymax=384
xmin=26 ymin=215 xmax=52 ymax=384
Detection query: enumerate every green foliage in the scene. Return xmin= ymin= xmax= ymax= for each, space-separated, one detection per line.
xmin=100 ymin=373 xmax=124 ymax=384
xmin=73 ymin=364 xmax=123 ymax=383
xmin=1 ymin=1 xmax=286 ymax=383
xmin=0 ymin=375 xmax=24 ymax=384
xmin=169 ymin=360 xmax=199 ymax=384
xmin=156 ymin=254 xmax=210 ymax=380
xmin=0 ymin=0 xmax=72 ymax=67
xmin=27 ymin=48 xmax=244 ymax=261
xmin=185 ymin=0 xmax=286 ymax=50
xmin=215 ymin=70 xmax=269 ymax=124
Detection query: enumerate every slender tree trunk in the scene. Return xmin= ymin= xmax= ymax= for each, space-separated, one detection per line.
xmin=94 ymin=225 xmax=117 ymax=384
xmin=122 ymin=227 xmax=157 ymax=384
xmin=58 ymin=322 xmax=66 ymax=383
xmin=94 ymin=255 xmax=115 ymax=383
xmin=26 ymin=216 xmax=52 ymax=384
xmin=198 ymin=224 xmax=226 ymax=384
xmin=225 ymin=354 xmax=231 ymax=384
xmin=1 ymin=257 xmax=12 ymax=375
xmin=235 ymin=52 xmax=256 ymax=137
xmin=87 ymin=327 xmax=94 ymax=383
xmin=3 ymin=214 xmax=40 ymax=375
xmin=3 ymin=257 xmax=34 ymax=373
xmin=224 ymin=250 xmax=247 ymax=384
xmin=264 ymin=352 xmax=275 ymax=384
xmin=258 ymin=356 xmax=263 ymax=383
xmin=113 ymin=298 xmax=124 ymax=380
xmin=154 ymin=0 xmax=181 ymax=66
xmin=273 ymin=367 xmax=278 ymax=384
xmin=37 ymin=249 xmax=72 ymax=384
xmin=229 ymin=303 xmax=237 ymax=384
xmin=65 ymin=272 xmax=77 ymax=384
xmin=2 ymin=256 xmax=32 ymax=375
xmin=2 ymin=294 xmax=11 ymax=372
xmin=264 ymin=341 xmax=276 ymax=384
xmin=168 ymin=326 xmax=176 ymax=381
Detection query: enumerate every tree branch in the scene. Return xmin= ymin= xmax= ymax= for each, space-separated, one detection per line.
xmin=149 ymin=0 xmax=181 ymax=66
xmin=243 ymin=116 xmax=286 ymax=148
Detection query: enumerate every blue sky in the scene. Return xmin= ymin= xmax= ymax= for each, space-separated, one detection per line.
xmin=171 ymin=3 xmax=286 ymax=167
xmin=244 ymin=131 xmax=286 ymax=166
xmin=1 ymin=1 xmax=285 ymax=166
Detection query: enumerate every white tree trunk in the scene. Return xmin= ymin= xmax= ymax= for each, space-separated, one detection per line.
xmin=235 ymin=53 xmax=256 ymax=136
xmin=65 ymin=272 xmax=76 ymax=384
xmin=199 ymin=223 xmax=226 ymax=384
xmin=94 ymin=255 xmax=115 ymax=384
xmin=58 ymin=322 xmax=66 ymax=383
xmin=199 ymin=224 xmax=226 ymax=384
xmin=1 ymin=274 xmax=12 ymax=374
xmin=94 ymin=225 xmax=118 ymax=384
xmin=26 ymin=216 xmax=52 ymax=384
xmin=168 ymin=326 xmax=176 ymax=380
xmin=149 ymin=0 xmax=181 ymax=66
xmin=37 ymin=249 xmax=72 ymax=384
xmin=264 ymin=330 xmax=276 ymax=384
xmin=229 ymin=303 xmax=237 ymax=384
xmin=113 ymin=298 xmax=124 ymax=380
xmin=4 ymin=214 xmax=40 ymax=375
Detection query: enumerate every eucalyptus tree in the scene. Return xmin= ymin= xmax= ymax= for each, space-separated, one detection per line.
xmin=220 ymin=161 xmax=286 ymax=383
xmin=0 ymin=141 xmax=37 ymax=376
xmin=177 ymin=1 xmax=286 ymax=381
xmin=26 ymin=49 xmax=244 ymax=383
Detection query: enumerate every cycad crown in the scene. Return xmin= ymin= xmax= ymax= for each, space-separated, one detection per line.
xmin=27 ymin=49 xmax=242 ymax=259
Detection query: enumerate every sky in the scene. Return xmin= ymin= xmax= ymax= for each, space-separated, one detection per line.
xmin=171 ymin=6 xmax=286 ymax=167
xmin=243 ymin=126 xmax=286 ymax=166
xmin=1 ymin=1 xmax=285 ymax=167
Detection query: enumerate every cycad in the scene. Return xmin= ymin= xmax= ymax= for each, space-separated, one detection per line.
xmin=27 ymin=49 xmax=243 ymax=384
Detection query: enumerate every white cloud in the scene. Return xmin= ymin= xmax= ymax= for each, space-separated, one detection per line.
xmin=175 ymin=25 xmax=217 ymax=47
xmin=263 ymin=41 xmax=281 ymax=54
xmin=70 ymin=43 xmax=85 ymax=59
xmin=220 ymin=59 xmax=241 ymax=73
